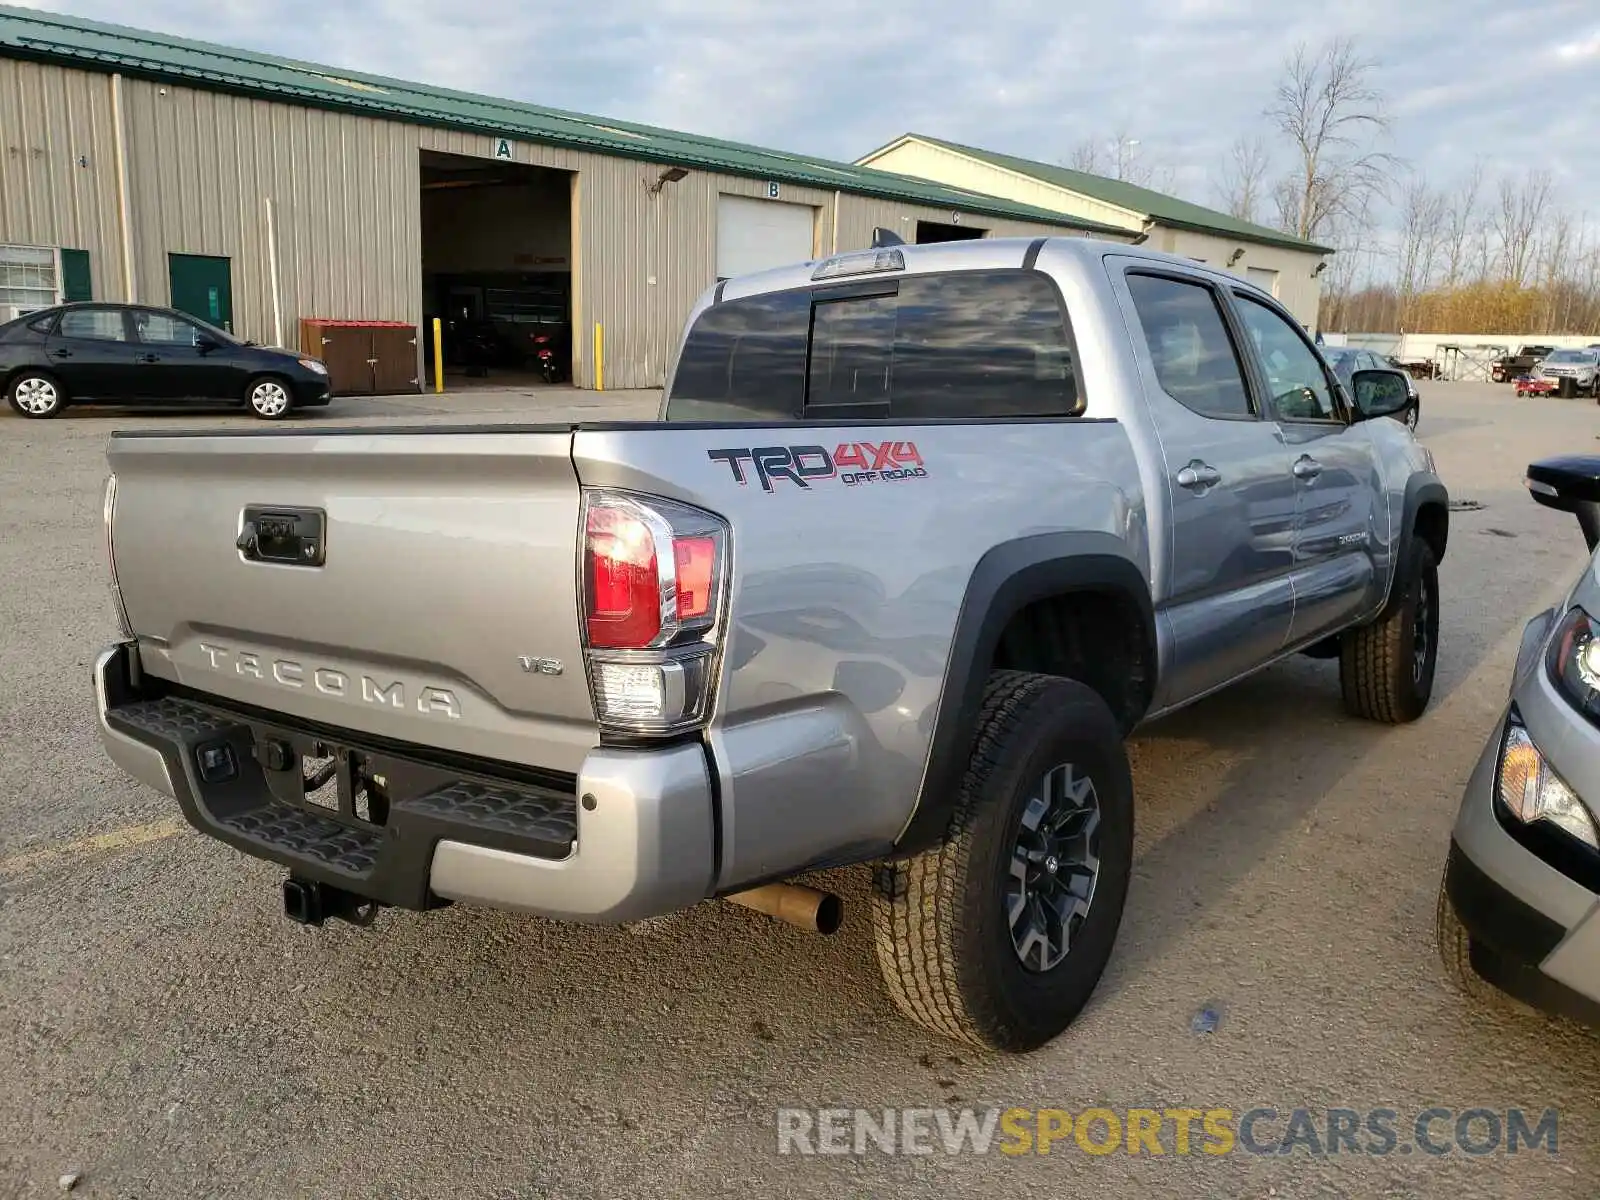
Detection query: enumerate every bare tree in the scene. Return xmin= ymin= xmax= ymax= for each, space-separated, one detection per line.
xmin=1396 ymin=178 xmax=1445 ymax=301
xmin=1216 ymin=135 xmax=1272 ymax=223
xmin=1065 ymin=127 xmax=1170 ymax=188
xmin=1493 ymin=171 xmax=1554 ymax=286
xmin=1266 ymin=37 xmax=1397 ymax=244
xmin=1067 ymin=139 xmax=1103 ymax=175
xmin=1440 ymin=163 xmax=1483 ymax=287
xmin=1535 ymin=210 xmax=1574 ymax=326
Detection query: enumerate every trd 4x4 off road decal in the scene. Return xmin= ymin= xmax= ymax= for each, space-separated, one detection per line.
xmin=707 ymin=442 xmax=928 ymax=492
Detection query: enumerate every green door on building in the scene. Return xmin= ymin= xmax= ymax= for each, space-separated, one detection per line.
xmin=167 ymin=253 xmax=233 ymax=332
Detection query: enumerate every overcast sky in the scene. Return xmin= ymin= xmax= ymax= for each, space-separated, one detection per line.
xmin=16 ymin=0 xmax=1600 ymax=249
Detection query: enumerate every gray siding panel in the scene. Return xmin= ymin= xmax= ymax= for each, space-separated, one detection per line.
xmin=118 ymin=77 xmax=421 ymax=350
xmin=0 ymin=59 xmax=122 ymax=297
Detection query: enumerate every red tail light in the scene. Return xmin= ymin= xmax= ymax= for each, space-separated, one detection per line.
xmin=585 ymin=505 xmax=662 ymax=649
xmin=580 ymin=492 xmax=729 ymax=734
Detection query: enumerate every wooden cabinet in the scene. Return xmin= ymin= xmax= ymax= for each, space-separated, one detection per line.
xmin=299 ymin=319 xmax=419 ymax=395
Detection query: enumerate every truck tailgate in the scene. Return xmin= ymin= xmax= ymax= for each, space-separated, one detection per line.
xmin=106 ymin=428 xmax=599 ymax=774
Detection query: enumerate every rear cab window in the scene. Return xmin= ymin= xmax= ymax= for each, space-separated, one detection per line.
xmin=665 ymin=269 xmax=1081 ymax=422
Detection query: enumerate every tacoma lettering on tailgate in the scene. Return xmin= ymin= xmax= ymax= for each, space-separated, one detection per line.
xmin=197 ymin=642 xmax=461 ymax=719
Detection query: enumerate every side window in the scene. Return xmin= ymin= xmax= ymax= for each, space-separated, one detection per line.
xmin=664 ymin=289 xmax=809 ymax=421
xmin=26 ymin=313 xmax=58 ymax=334
xmin=887 ymin=272 xmax=1078 ymax=419
xmin=58 ymin=308 xmax=128 ymax=342
xmin=1125 ymin=273 xmax=1254 ymax=419
xmin=1234 ymin=294 xmax=1338 ymax=422
xmin=132 ymin=310 xmax=201 ymax=346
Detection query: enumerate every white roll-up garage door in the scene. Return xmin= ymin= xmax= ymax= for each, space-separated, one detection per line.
xmin=716 ymin=195 xmax=816 ymax=280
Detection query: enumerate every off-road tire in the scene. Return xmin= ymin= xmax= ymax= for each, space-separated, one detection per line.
xmin=871 ymin=671 xmax=1134 ymax=1051
xmin=1341 ymin=538 xmax=1439 ymax=723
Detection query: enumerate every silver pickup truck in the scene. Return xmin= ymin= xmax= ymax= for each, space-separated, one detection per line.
xmin=95 ymin=237 xmax=1448 ymax=1051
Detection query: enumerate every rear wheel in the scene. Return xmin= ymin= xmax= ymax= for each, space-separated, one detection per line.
xmin=246 ymin=376 xmax=292 ymax=420
xmin=1341 ymin=538 xmax=1439 ymax=723
xmin=8 ymin=371 xmax=65 ymax=418
xmin=872 ymin=671 xmax=1134 ymax=1051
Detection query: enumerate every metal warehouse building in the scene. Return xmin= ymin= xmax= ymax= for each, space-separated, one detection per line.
xmin=0 ymin=7 xmax=1135 ymax=393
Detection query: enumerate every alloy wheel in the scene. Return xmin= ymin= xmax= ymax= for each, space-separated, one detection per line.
xmin=1006 ymin=762 xmax=1102 ymax=973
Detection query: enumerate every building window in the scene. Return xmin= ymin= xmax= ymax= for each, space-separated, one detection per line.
xmin=0 ymin=244 xmax=59 ymax=313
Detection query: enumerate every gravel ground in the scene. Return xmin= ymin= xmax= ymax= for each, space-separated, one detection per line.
xmin=1 ymin=382 xmax=1597 ymax=1199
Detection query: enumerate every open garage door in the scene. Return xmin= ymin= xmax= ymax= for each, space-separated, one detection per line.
xmin=420 ymin=150 xmax=574 ymax=389
xmin=716 ymin=195 xmax=816 ymax=280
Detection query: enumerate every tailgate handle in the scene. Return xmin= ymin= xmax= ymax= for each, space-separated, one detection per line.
xmin=238 ymin=506 xmax=326 ymax=567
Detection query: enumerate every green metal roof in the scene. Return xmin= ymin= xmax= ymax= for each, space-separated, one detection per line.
xmin=0 ymin=6 xmax=1134 ymax=240
xmin=875 ymin=133 xmax=1333 ymax=255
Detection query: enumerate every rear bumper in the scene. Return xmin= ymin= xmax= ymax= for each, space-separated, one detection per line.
xmin=95 ymin=642 xmax=715 ymax=923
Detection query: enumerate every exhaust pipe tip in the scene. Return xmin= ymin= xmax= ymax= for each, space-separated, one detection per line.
xmin=726 ymin=882 xmax=843 ymax=935
xmin=813 ymin=892 xmax=843 ymax=936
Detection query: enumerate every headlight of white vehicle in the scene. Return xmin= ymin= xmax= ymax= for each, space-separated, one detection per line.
xmin=297 ymin=357 xmax=329 ymax=375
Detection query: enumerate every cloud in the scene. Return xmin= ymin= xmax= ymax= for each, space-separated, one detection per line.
xmin=1552 ymin=29 xmax=1600 ymax=61
xmin=12 ymin=0 xmax=1600 ymax=255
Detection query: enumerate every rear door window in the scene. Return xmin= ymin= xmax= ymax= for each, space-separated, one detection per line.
xmin=666 ymin=270 xmax=1080 ymax=422
xmin=58 ymin=307 xmax=129 ymax=342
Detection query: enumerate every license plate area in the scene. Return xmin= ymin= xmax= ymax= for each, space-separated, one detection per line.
xmin=252 ymin=729 xmax=460 ymax=831
xmin=299 ymin=744 xmax=387 ymax=826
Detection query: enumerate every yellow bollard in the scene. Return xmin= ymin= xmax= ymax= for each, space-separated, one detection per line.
xmin=594 ymin=322 xmax=604 ymax=392
xmin=432 ymin=316 xmax=444 ymax=395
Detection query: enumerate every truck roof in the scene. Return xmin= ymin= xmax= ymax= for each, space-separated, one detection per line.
xmin=715 ymin=235 xmax=1281 ymax=311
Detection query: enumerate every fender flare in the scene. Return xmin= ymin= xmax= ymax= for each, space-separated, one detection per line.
xmin=891 ymin=531 xmax=1156 ymax=857
xmin=1366 ymin=472 xmax=1447 ymax=621
xmin=1402 ymin=473 xmax=1450 ymax=563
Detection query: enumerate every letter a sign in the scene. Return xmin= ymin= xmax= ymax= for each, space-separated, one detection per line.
xmin=493 ymin=138 xmax=513 ymax=160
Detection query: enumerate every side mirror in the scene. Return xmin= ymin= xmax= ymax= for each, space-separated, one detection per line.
xmin=193 ymin=334 xmax=219 ymax=353
xmin=1526 ymin=455 xmax=1600 ymax=551
xmin=1349 ymin=368 xmax=1411 ymax=420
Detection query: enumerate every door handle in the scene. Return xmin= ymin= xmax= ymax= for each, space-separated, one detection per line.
xmin=137 ymin=353 xmax=160 ymax=363
xmin=1175 ymin=460 xmax=1222 ymax=490
xmin=1292 ymin=456 xmax=1323 ymax=480
xmin=50 ymin=348 xmax=71 ymax=359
